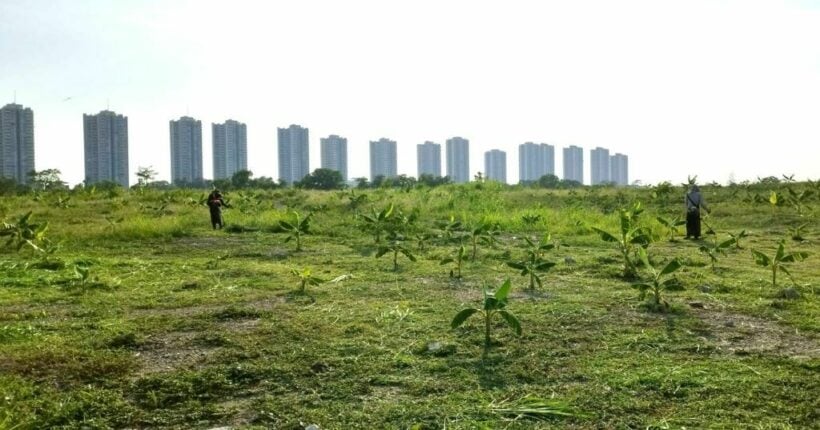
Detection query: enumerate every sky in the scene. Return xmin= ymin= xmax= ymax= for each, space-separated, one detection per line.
xmin=1 ymin=0 xmax=819 ymax=186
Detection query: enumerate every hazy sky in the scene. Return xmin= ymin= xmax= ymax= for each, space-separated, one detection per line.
xmin=2 ymin=0 xmax=819 ymax=186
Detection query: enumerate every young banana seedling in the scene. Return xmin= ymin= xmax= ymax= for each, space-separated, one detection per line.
xmin=452 ymin=279 xmax=521 ymax=350
xmin=751 ymin=240 xmax=809 ymax=290
xmin=440 ymin=245 xmax=467 ymax=279
xmin=279 ymin=211 xmax=312 ymax=251
xmin=592 ymin=202 xmax=652 ymax=278
xmin=376 ymin=231 xmax=416 ymax=271
xmin=291 ymin=267 xmax=324 ymax=294
xmin=506 ymin=236 xmax=557 ymax=290
xmin=656 ymin=215 xmax=686 ymax=241
xmin=633 ymin=248 xmax=683 ymax=311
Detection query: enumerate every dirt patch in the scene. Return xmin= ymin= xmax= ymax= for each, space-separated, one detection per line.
xmin=134 ymin=318 xmax=261 ymax=375
xmin=691 ymin=309 xmax=820 ymax=359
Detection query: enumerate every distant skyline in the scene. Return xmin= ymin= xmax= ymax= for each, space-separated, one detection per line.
xmin=2 ymin=0 xmax=819 ymax=186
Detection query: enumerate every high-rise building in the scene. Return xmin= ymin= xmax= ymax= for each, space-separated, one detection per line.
xmin=320 ymin=134 xmax=348 ymax=181
xmin=562 ymin=145 xmax=584 ymax=184
xmin=417 ymin=141 xmax=441 ymax=178
xmin=0 ymin=103 xmax=34 ymax=184
xmin=170 ymin=116 xmax=203 ymax=184
xmin=590 ymin=147 xmax=611 ymax=185
xmin=84 ymin=110 xmax=129 ymax=187
xmin=369 ymin=138 xmax=397 ymax=181
xmin=212 ymin=120 xmax=247 ymax=180
xmin=610 ymin=153 xmax=629 ymax=186
xmin=484 ymin=149 xmax=507 ymax=184
xmin=446 ymin=136 xmax=470 ymax=183
xmin=278 ymin=124 xmax=309 ymax=185
xmin=518 ymin=142 xmax=554 ymax=183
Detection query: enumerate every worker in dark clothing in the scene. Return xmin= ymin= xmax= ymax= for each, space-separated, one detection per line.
xmin=207 ymin=189 xmax=226 ymax=230
xmin=685 ymin=185 xmax=709 ymax=239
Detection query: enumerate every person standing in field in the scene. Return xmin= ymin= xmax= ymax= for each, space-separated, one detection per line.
xmin=685 ymin=185 xmax=709 ymax=239
xmin=207 ymin=189 xmax=226 ymax=230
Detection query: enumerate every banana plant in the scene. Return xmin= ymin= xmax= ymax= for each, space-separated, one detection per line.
xmin=467 ymin=222 xmax=500 ymax=260
xmin=440 ymin=245 xmax=467 ymax=279
xmin=786 ymin=187 xmax=813 ymax=216
xmin=279 ymin=211 xmax=312 ymax=251
xmin=698 ymin=234 xmax=736 ymax=271
xmin=633 ymin=248 xmax=682 ymax=311
xmin=291 ymin=267 xmax=324 ymax=294
xmin=451 ymin=279 xmax=521 ymax=349
xmin=521 ymin=213 xmax=542 ymax=226
xmin=506 ymin=237 xmax=556 ymax=290
xmin=376 ymin=231 xmax=416 ymax=271
xmin=656 ymin=215 xmax=685 ymax=241
xmin=788 ymin=223 xmax=808 ymax=242
xmin=1 ymin=211 xmax=49 ymax=253
xmin=752 ymin=240 xmax=809 ymax=289
xmin=359 ymin=203 xmax=394 ymax=243
xmin=436 ymin=215 xmax=463 ymax=244
xmin=728 ymin=230 xmax=748 ymax=249
xmin=592 ymin=202 xmax=652 ymax=278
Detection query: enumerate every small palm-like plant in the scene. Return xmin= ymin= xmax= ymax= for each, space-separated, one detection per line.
xmin=752 ymin=240 xmax=809 ymax=289
xmin=592 ymin=202 xmax=652 ymax=278
xmin=1 ymin=211 xmax=49 ymax=253
xmin=279 ymin=211 xmax=312 ymax=251
xmin=506 ymin=237 xmax=556 ymax=290
xmin=786 ymin=187 xmax=813 ymax=216
xmin=521 ymin=213 xmax=542 ymax=226
xmin=467 ymin=222 xmax=500 ymax=260
xmin=633 ymin=248 xmax=683 ymax=311
xmin=728 ymin=230 xmax=748 ymax=249
xmin=788 ymin=223 xmax=808 ymax=242
xmin=698 ymin=234 xmax=736 ymax=271
xmin=291 ymin=267 xmax=324 ymax=294
xmin=376 ymin=231 xmax=416 ymax=271
xmin=440 ymin=245 xmax=467 ymax=278
xmin=360 ymin=203 xmax=394 ymax=243
xmin=451 ymin=279 xmax=521 ymax=349
xmin=656 ymin=215 xmax=685 ymax=241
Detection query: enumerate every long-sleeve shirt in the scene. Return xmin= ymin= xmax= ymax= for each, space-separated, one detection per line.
xmin=685 ymin=191 xmax=707 ymax=212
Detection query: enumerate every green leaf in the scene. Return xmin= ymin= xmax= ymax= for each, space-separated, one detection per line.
xmin=751 ymin=250 xmax=770 ymax=267
xmin=592 ymin=227 xmax=619 ymax=243
xmin=499 ymin=310 xmax=522 ymax=336
xmin=375 ymin=247 xmax=390 ymax=258
xmin=451 ymin=308 xmax=479 ymax=328
xmin=775 ymin=241 xmax=785 ymax=261
xmin=495 ymin=279 xmax=512 ymax=302
xmin=632 ymin=282 xmax=651 ymax=291
xmin=506 ymin=261 xmax=526 ymax=270
xmin=440 ymin=258 xmax=454 ymax=265
xmin=659 ymin=259 xmax=682 ymax=276
xmin=718 ymin=238 xmax=736 ymax=249
xmin=535 ymin=261 xmax=556 ymax=271
xmin=637 ymin=247 xmax=651 ymax=270
xmin=401 ymin=249 xmax=417 ymax=262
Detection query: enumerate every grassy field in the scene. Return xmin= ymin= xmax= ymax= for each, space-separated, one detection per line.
xmin=1 ymin=181 xmax=818 ymax=429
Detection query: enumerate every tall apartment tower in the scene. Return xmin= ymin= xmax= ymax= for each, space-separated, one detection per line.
xmin=484 ymin=149 xmax=507 ymax=184
xmin=212 ymin=120 xmax=247 ymax=180
xmin=83 ymin=110 xmax=129 ymax=187
xmin=277 ymin=124 xmax=309 ymax=185
xmin=518 ymin=142 xmax=554 ymax=183
xmin=610 ymin=153 xmax=629 ymax=186
xmin=170 ymin=116 xmax=203 ymax=184
xmin=369 ymin=138 xmax=397 ymax=181
xmin=320 ymin=134 xmax=348 ymax=181
xmin=446 ymin=137 xmax=470 ymax=183
xmin=562 ymin=145 xmax=584 ymax=184
xmin=0 ymin=103 xmax=35 ymax=184
xmin=590 ymin=147 xmax=611 ymax=185
xmin=417 ymin=141 xmax=441 ymax=177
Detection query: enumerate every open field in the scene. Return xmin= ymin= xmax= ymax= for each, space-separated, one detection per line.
xmin=1 ymin=181 xmax=818 ymax=429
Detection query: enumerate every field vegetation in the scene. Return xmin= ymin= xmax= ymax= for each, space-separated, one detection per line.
xmin=0 ymin=176 xmax=818 ymax=429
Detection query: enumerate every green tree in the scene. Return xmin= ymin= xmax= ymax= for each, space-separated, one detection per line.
xmin=298 ymin=168 xmax=345 ymax=190
xmin=231 ymin=170 xmax=254 ymax=189
xmin=28 ymin=169 xmax=67 ymax=191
